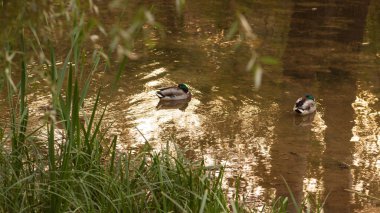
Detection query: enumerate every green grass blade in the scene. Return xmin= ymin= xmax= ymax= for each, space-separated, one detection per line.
xmin=109 ymin=135 xmax=117 ymax=174
xmin=281 ymin=176 xmax=300 ymax=212
xmin=161 ymin=192 xmax=187 ymax=213
xmin=199 ymin=189 xmax=208 ymax=213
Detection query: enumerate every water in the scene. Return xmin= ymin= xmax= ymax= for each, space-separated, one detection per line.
xmin=2 ymin=0 xmax=380 ymax=212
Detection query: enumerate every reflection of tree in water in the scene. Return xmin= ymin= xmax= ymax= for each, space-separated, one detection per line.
xmin=283 ymin=0 xmax=370 ymax=77
xmin=318 ymin=69 xmax=356 ymax=212
xmin=271 ymin=0 xmax=370 ymax=212
xmin=365 ymin=0 xmax=380 ymax=54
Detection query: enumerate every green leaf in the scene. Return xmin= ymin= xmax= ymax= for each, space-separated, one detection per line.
xmin=259 ymin=56 xmax=279 ymax=65
xmin=226 ymin=21 xmax=239 ymax=40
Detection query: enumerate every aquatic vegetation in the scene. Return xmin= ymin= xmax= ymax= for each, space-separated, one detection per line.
xmin=0 ymin=33 xmax=234 ymax=212
xmin=0 ymin=2 xmax=236 ymax=211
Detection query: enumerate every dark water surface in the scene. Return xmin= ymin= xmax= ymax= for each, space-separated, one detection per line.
xmin=3 ymin=0 xmax=380 ymax=212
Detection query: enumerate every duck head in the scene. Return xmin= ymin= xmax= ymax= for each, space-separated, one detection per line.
xmin=305 ymin=94 xmax=315 ymax=101
xmin=178 ymin=83 xmax=189 ymax=93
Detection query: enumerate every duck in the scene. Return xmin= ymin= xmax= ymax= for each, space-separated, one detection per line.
xmin=156 ymin=83 xmax=191 ymax=101
xmin=293 ymin=94 xmax=316 ymax=115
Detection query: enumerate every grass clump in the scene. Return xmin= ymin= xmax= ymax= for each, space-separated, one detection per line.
xmin=0 ymin=30 xmax=236 ymax=212
xmin=0 ymin=54 xmax=233 ymax=212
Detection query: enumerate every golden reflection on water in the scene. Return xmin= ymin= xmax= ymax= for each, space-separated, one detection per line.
xmin=311 ymin=112 xmax=328 ymax=147
xmin=104 ymin=71 xmax=334 ymax=209
xmin=300 ymin=110 xmax=327 ymax=209
xmin=308 ymin=113 xmax=327 ymax=204
xmin=351 ymin=85 xmax=380 ymax=203
xmin=131 ymin=96 xmax=202 ymax=146
xmin=200 ymin=99 xmax=279 ymax=208
xmin=142 ymin=78 xmax=379 ymax=211
xmin=107 ymin=69 xmax=204 ymax=151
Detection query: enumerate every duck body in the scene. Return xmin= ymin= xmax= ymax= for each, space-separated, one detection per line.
xmin=293 ymin=94 xmax=316 ymax=115
xmin=156 ymin=83 xmax=191 ymax=101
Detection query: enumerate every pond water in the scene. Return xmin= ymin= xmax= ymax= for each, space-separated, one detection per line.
xmin=2 ymin=0 xmax=380 ymax=212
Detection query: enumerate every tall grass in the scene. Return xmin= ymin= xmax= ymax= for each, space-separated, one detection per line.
xmin=0 ymin=7 xmax=240 ymax=211
xmin=0 ymin=35 xmax=236 ymax=211
xmin=1 ymin=63 xmax=234 ymax=211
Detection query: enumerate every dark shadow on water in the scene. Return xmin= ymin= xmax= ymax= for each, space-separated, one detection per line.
xmin=156 ymin=99 xmax=190 ymax=111
xmin=282 ymin=0 xmax=371 ymax=76
xmin=293 ymin=112 xmax=315 ymax=127
xmin=317 ymin=68 xmax=356 ymax=213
